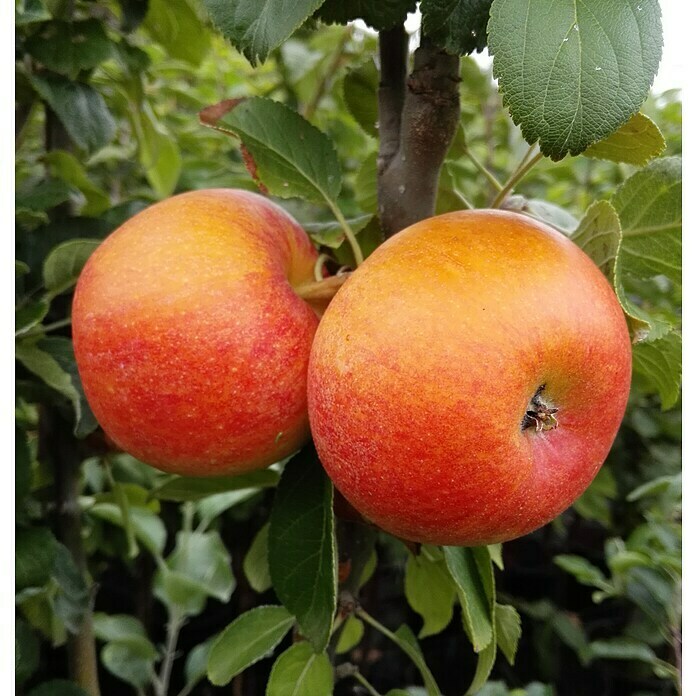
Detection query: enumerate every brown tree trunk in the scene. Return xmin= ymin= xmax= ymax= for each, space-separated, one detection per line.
xmin=377 ymin=29 xmax=461 ymax=237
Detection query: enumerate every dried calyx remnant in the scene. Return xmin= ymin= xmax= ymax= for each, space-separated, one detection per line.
xmin=522 ymin=384 xmax=559 ymax=432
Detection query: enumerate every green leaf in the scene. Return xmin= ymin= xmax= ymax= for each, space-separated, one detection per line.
xmin=16 ymin=426 xmax=32 ymax=505
xmin=627 ymin=474 xmax=680 ymax=502
xmin=200 ymin=97 xmax=342 ymax=205
xmin=304 ymin=214 xmax=373 ymax=249
xmin=609 ymin=156 xmax=682 ymax=406
xmin=144 ymin=0 xmax=211 ymax=66
xmin=155 ymin=531 xmax=235 ymax=615
xmin=16 ymin=260 xmax=31 ymax=276
xmin=15 ymin=300 xmax=50 ymax=336
xmin=155 ymin=571 xmax=208 ymax=617
xmin=550 ymin=612 xmax=591 ymax=665
xmin=29 ymin=73 xmax=116 ymax=153
xmin=43 ymin=239 xmax=100 ymax=298
xmin=93 ymin=613 xmax=158 ymax=689
xmin=207 ymin=605 xmax=295 ymax=686
xmin=45 ymin=151 xmax=111 ymax=216
xmin=359 ymin=548 xmax=378 ymax=587
xmin=15 ymin=178 xmax=73 ymax=212
xmin=52 ymin=544 xmax=89 ymax=634
xmin=391 ymin=624 xmax=441 ymax=696
xmin=316 ymin=0 xmax=416 ymax=31
xmin=15 ymin=619 xmax=40 ymax=685
xmin=194 ymin=489 xmax=262 ymax=526
xmin=571 ymin=200 xmax=622 ymax=281
xmin=15 ymin=0 xmax=51 ymax=25
xmin=15 ymin=337 xmax=98 ymax=438
xmin=16 ymin=526 xmax=58 ymax=591
xmin=633 ymin=331 xmax=682 ymax=410
xmin=244 ymin=523 xmax=272 ymax=593
xmin=268 ymin=447 xmax=336 ymax=653
xmin=573 ymin=466 xmax=617 ymax=527
xmin=443 ymin=546 xmax=493 ymax=651
xmin=129 ymin=103 xmax=182 ymax=198
xmin=354 ymin=152 xmax=378 ymax=213
xmin=405 ymin=552 xmax=457 ymax=638
xmin=488 ymin=0 xmax=663 ymax=159
xmin=100 ymin=639 xmax=158 ymax=690
xmin=184 ymin=637 xmax=217 ymax=689
xmin=204 ymin=0 xmax=324 ymax=66
xmin=395 ymin=623 xmax=423 ymax=656
xmin=343 ymin=60 xmax=379 ymax=137
xmin=93 ymin=614 xmax=149 ymax=643
xmin=25 ymin=20 xmax=113 ymax=78
xmin=473 ymin=546 xmax=496 ymax=610
xmin=152 ymin=469 xmax=279 ymax=501
xmin=89 ymin=504 xmax=166 ymax=556
xmin=28 ymin=681 xmax=91 ymax=696
xmin=421 ymin=0 xmax=493 ymax=55
xmin=572 ymin=200 xmax=669 ymax=342
xmin=17 ymin=586 xmax=67 ymax=647
xmin=467 ymin=635 xmax=497 ymax=695
xmin=589 ymin=638 xmax=657 ymax=663
xmin=336 ymin=615 xmax=364 ymax=654
xmin=118 ymin=0 xmax=149 ymax=32
xmin=612 ymin=156 xmax=682 ymax=288
xmin=488 ymin=544 xmax=503 ymax=571
xmin=266 ymin=642 xmax=333 ymax=696
xmin=505 ymin=195 xmax=579 ymax=235
xmin=495 ymin=604 xmax=521 ymax=665
xmin=554 ymin=555 xmax=613 ymax=591
xmin=583 ymin=112 xmax=665 ymax=166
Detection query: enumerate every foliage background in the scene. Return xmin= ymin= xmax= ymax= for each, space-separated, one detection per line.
xmin=15 ymin=1 xmax=681 ymax=695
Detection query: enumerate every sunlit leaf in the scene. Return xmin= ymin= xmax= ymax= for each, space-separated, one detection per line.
xmin=207 ymin=606 xmax=294 ymax=685
xmin=489 ymin=0 xmax=663 ymax=159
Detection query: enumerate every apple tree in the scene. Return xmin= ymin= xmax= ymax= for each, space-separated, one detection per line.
xmin=15 ymin=1 xmax=681 ymax=695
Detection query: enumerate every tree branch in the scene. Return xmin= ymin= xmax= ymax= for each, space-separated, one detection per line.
xmin=378 ymin=35 xmax=460 ymax=238
xmin=377 ymin=26 xmax=408 ymax=176
xmin=303 ymin=27 xmax=352 ymax=121
xmin=43 ymin=411 xmax=101 ymax=696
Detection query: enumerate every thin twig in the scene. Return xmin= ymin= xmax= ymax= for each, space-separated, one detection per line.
xmin=16 ymin=316 xmax=73 ymax=339
xmin=357 ymin=608 xmax=440 ymax=695
xmin=156 ymin=609 xmax=184 ymax=696
xmin=353 ymin=670 xmax=382 ymax=696
xmin=104 ymin=456 xmax=139 ymax=559
xmin=464 ymin=147 xmax=503 ymax=191
xmin=326 ymin=199 xmax=364 ymax=266
xmin=490 ymin=150 xmax=544 ymax=208
xmin=303 ymin=27 xmax=352 ymax=120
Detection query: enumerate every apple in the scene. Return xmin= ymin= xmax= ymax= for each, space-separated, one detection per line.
xmin=73 ymin=189 xmax=319 ymax=476
xmin=307 ymin=209 xmax=632 ymax=546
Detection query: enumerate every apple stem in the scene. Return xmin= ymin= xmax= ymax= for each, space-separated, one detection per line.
xmin=296 ymin=274 xmax=350 ymax=304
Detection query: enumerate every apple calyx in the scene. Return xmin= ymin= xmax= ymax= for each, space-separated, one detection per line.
xmin=521 ymin=384 xmax=559 ymax=433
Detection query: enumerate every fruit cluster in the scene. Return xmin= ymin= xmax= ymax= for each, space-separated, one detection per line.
xmin=73 ymin=189 xmax=631 ymax=546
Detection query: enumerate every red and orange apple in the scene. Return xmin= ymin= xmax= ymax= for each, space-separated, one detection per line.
xmin=307 ymin=210 xmax=632 ymax=545
xmin=73 ymin=189 xmax=319 ymax=476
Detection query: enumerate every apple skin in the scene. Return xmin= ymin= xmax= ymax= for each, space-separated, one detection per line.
xmin=73 ymin=189 xmax=319 ymax=476
xmin=307 ymin=209 xmax=632 ymax=546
